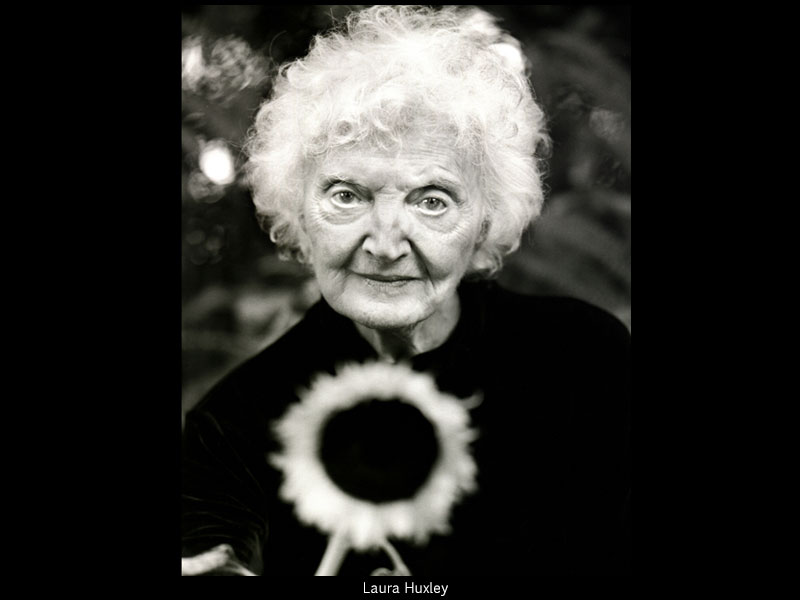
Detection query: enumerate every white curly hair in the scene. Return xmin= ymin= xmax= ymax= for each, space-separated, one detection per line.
xmin=245 ymin=5 xmax=549 ymax=276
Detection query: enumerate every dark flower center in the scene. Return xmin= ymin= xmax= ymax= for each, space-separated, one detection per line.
xmin=318 ymin=398 xmax=440 ymax=503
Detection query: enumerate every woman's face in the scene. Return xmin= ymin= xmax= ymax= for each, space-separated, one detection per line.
xmin=302 ymin=134 xmax=484 ymax=331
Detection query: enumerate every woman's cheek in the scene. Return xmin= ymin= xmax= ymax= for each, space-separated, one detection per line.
xmin=414 ymin=227 xmax=477 ymax=279
xmin=412 ymin=209 xmax=460 ymax=234
xmin=308 ymin=215 xmax=366 ymax=262
xmin=416 ymin=207 xmax=481 ymax=248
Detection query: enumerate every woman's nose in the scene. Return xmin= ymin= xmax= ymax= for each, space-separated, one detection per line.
xmin=362 ymin=198 xmax=411 ymax=262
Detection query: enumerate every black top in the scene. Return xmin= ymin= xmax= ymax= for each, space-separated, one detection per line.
xmin=181 ymin=280 xmax=631 ymax=576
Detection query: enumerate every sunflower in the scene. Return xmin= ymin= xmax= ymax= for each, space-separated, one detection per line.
xmin=270 ymin=361 xmax=479 ymax=575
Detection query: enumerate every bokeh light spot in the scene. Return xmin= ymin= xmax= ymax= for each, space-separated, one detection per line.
xmin=199 ymin=140 xmax=236 ymax=185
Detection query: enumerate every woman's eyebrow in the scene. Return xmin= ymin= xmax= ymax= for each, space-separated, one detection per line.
xmin=318 ymin=176 xmax=371 ymax=196
xmin=420 ymin=178 xmax=465 ymax=202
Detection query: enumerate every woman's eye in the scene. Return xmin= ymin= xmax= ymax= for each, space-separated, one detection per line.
xmin=416 ymin=197 xmax=448 ymax=215
xmin=331 ymin=190 xmax=361 ymax=207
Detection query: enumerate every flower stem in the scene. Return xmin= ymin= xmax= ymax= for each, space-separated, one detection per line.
xmin=315 ymin=528 xmax=351 ymax=576
xmin=380 ymin=539 xmax=411 ymax=576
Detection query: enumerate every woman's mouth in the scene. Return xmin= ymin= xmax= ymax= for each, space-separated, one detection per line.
xmin=355 ymin=273 xmax=418 ymax=287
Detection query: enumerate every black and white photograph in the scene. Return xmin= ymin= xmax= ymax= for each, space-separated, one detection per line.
xmin=181 ymin=4 xmax=631 ymax=579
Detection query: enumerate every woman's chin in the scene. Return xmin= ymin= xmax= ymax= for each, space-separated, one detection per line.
xmin=351 ymin=305 xmax=427 ymax=332
xmin=335 ymin=295 xmax=429 ymax=332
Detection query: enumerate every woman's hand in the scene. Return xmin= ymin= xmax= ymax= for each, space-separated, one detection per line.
xmin=182 ymin=544 xmax=257 ymax=576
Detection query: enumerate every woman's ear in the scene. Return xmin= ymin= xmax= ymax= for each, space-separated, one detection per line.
xmin=296 ymin=212 xmax=313 ymax=264
xmin=475 ymin=218 xmax=490 ymax=246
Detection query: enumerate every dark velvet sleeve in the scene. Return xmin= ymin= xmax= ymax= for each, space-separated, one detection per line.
xmin=181 ymin=394 xmax=270 ymax=575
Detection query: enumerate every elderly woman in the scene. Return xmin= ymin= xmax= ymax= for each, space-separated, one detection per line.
xmin=182 ymin=6 xmax=630 ymax=576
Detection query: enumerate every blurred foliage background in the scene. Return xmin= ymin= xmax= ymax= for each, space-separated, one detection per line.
xmin=181 ymin=5 xmax=631 ymax=419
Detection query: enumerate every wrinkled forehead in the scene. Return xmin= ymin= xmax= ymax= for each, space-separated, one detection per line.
xmin=307 ymin=99 xmax=475 ymax=160
xmin=328 ymin=132 xmax=462 ymax=167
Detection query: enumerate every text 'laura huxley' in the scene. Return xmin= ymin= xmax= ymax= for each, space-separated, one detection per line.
xmin=364 ymin=582 xmax=449 ymax=596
